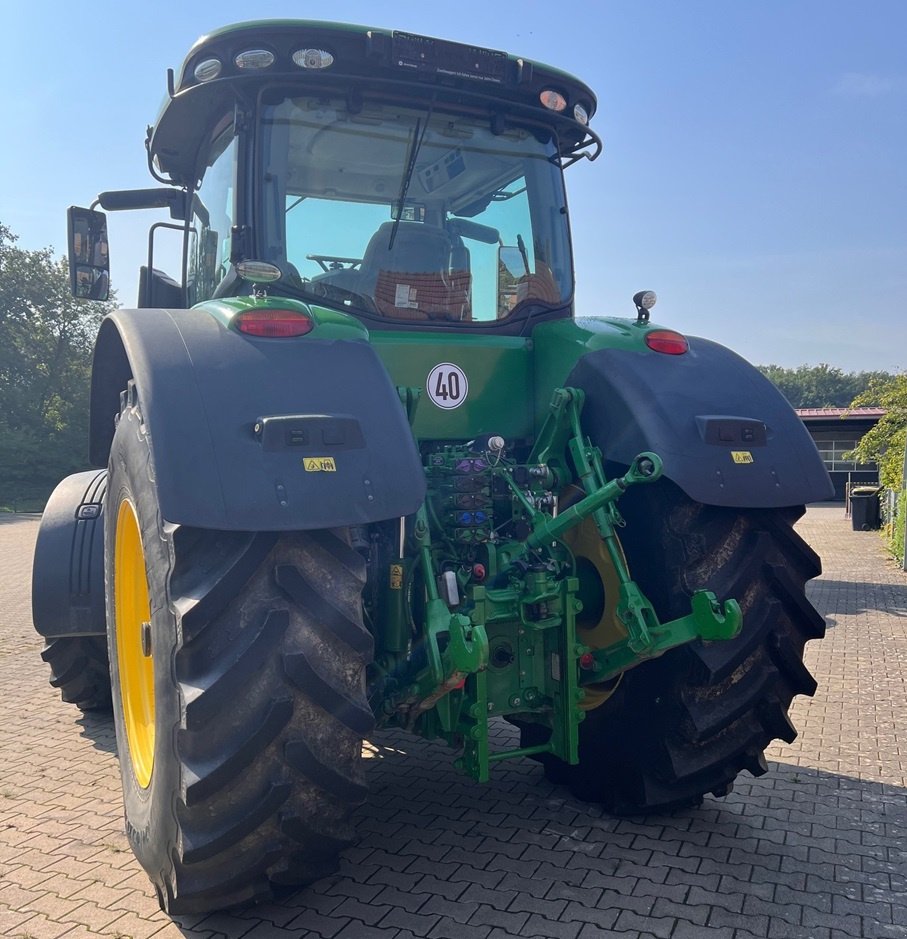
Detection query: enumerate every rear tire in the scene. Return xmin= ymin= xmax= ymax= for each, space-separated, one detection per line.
xmin=524 ymin=479 xmax=825 ymax=814
xmin=41 ymin=636 xmax=112 ymax=711
xmin=106 ymin=386 xmax=373 ymax=914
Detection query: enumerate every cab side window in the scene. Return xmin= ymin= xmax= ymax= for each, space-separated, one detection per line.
xmin=187 ymin=122 xmax=237 ymax=305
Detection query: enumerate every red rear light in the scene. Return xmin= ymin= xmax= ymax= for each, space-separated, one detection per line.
xmin=645 ymin=329 xmax=688 ymax=355
xmin=234 ymin=309 xmax=314 ymax=338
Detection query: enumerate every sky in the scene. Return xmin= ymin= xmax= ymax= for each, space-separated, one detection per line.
xmin=2 ymin=1 xmax=905 ymax=372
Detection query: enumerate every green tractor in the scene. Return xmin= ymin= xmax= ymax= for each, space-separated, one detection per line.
xmin=31 ymin=20 xmax=831 ymax=914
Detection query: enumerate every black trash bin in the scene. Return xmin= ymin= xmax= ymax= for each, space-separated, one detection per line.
xmin=851 ymin=486 xmax=882 ymax=531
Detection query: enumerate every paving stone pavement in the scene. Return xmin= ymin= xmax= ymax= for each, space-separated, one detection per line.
xmin=1 ymin=504 xmax=905 ymax=939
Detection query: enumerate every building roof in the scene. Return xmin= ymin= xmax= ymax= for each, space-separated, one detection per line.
xmin=795 ymin=407 xmax=886 ymax=419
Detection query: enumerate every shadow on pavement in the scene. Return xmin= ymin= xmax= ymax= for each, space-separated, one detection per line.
xmin=76 ymin=709 xmax=118 ymax=755
xmin=809 ymin=578 xmax=907 ymax=621
xmin=164 ymin=727 xmax=906 ymax=939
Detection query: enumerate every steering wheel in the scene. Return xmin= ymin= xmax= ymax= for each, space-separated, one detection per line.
xmin=306 ymin=254 xmax=362 ymax=273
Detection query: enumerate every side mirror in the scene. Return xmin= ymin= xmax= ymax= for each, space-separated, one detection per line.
xmin=67 ymin=207 xmax=110 ymax=301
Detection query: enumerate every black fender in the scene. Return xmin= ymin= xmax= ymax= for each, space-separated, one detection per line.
xmin=567 ymin=337 xmax=833 ymax=508
xmin=89 ymin=309 xmax=426 ymax=530
xmin=32 ymin=470 xmax=107 ymax=638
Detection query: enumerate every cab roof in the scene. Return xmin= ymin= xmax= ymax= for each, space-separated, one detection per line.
xmin=148 ymin=19 xmax=600 ymax=187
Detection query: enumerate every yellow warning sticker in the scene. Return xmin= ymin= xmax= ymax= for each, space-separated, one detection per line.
xmin=303 ymin=457 xmax=337 ymax=472
xmin=389 ymin=564 xmax=404 ymax=590
xmin=731 ymin=451 xmax=754 ymax=464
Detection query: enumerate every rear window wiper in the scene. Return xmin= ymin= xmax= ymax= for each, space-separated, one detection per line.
xmin=388 ymin=102 xmax=434 ymax=250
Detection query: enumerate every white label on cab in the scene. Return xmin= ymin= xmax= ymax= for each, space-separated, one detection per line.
xmin=427 ymin=363 xmax=469 ymax=410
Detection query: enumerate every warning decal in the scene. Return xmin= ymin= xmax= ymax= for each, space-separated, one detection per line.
xmin=303 ymin=457 xmax=337 ymax=472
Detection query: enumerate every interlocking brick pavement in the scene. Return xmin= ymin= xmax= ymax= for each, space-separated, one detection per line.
xmin=1 ymin=505 xmax=905 ymax=938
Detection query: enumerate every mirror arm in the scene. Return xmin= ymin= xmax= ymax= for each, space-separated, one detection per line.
xmin=94 ymin=188 xmax=187 ymax=221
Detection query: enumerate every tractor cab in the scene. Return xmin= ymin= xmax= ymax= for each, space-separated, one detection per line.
xmin=69 ymin=21 xmax=600 ymax=332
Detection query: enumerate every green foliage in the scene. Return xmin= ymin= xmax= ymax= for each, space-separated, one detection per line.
xmin=756 ymin=363 xmax=895 ymax=409
xmin=891 ymin=490 xmax=906 ymax=566
xmin=847 ymin=374 xmax=906 ymax=564
xmin=0 ymin=222 xmax=114 ymax=510
xmin=847 ymin=374 xmax=907 ymax=491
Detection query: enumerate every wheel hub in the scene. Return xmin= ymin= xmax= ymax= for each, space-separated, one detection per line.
xmin=114 ymin=499 xmax=155 ymax=788
xmin=564 ymin=516 xmax=627 ymax=711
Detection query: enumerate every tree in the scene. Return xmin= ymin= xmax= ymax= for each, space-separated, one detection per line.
xmin=757 ymin=363 xmax=895 ymax=409
xmin=848 ymin=374 xmax=907 ymax=490
xmin=848 ymin=374 xmax=907 ymax=564
xmin=0 ymin=222 xmax=114 ymax=509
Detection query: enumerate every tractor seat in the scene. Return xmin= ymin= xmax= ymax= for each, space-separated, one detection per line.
xmin=360 ymin=222 xmax=471 ymax=320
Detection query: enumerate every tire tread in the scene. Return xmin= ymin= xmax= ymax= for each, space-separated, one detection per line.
xmin=41 ymin=636 xmax=112 ymax=712
xmin=525 ymin=480 xmax=825 ymax=815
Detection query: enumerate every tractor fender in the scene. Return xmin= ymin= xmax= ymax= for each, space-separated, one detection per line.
xmin=566 ymin=337 xmax=833 ymax=508
xmin=32 ymin=470 xmax=107 ymax=638
xmin=89 ymin=308 xmax=426 ymax=530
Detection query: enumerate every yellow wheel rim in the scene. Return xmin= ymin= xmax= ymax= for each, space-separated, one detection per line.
xmin=114 ymin=499 xmax=155 ymax=788
xmin=564 ymin=513 xmax=628 ymax=711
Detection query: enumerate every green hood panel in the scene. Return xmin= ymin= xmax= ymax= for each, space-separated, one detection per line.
xmin=371 ymin=333 xmax=534 ymax=440
xmin=371 ymin=317 xmax=654 ymax=441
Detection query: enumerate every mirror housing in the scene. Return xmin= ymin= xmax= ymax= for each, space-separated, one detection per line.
xmin=67 ymin=207 xmax=110 ymax=301
xmin=447 ymin=217 xmax=499 ymax=245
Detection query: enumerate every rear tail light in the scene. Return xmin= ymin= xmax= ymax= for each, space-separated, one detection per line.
xmin=234 ymin=309 xmax=314 ymax=338
xmin=645 ymin=329 xmax=688 ymax=355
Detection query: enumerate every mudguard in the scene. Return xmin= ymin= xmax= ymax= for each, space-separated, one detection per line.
xmin=567 ymin=337 xmax=833 ymax=508
xmin=89 ymin=308 xmax=426 ymax=530
xmin=32 ymin=470 xmax=107 ymax=638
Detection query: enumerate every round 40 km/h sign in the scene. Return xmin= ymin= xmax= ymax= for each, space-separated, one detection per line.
xmin=426 ymin=362 xmax=469 ymax=410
